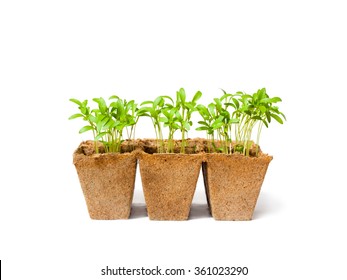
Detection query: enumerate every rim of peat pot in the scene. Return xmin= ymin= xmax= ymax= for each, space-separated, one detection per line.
xmin=139 ymin=151 xmax=203 ymax=221
xmin=202 ymin=152 xmax=273 ymax=221
xmin=73 ymin=142 xmax=137 ymax=220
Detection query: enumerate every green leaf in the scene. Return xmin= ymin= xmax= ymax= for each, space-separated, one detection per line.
xmin=196 ymin=126 xmax=208 ymax=131
xmin=270 ymin=113 xmax=284 ymax=124
xmin=161 ymin=95 xmax=174 ymax=103
xmin=185 ymin=103 xmax=194 ymax=110
xmin=69 ymin=98 xmax=82 ymax=106
xmin=68 ymin=113 xmax=84 ymax=120
xmin=211 ymin=116 xmax=224 ymax=128
xmin=228 ymin=118 xmax=239 ymax=124
xmin=93 ymin=97 xmax=107 ymax=113
xmin=159 ymin=117 xmax=169 ymax=123
xmin=162 ymin=109 xmax=171 ymax=119
xmin=116 ymin=99 xmax=125 ymax=116
xmin=212 ymin=121 xmax=224 ymax=129
xmin=224 ymin=102 xmax=236 ymax=109
xmin=109 ymin=103 xmax=118 ymax=111
xmin=259 ymin=105 xmax=267 ymax=114
xmin=136 ymin=110 xmax=150 ymax=117
xmin=262 ymin=119 xmax=269 ymax=128
xmin=104 ymin=118 xmax=116 ymax=129
xmin=220 ymin=93 xmax=233 ymax=101
xmin=208 ymin=103 xmax=216 ymax=117
xmin=192 ymin=91 xmax=202 ymax=103
xmin=269 ymin=97 xmax=282 ymax=103
xmin=216 ymin=115 xmax=224 ymax=122
xmin=95 ymin=132 xmax=108 ymax=140
xmin=261 ymin=97 xmax=282 ymax=104
xmin=138 ymin=107 xmax=154 ymax=115
xmin=266 ymin=112 xmax=271 ymax=123
xmin=243 ymin=94 xmax=253 ymax=99
xmin=183 ymin=121 xmax=190 ymax=131
xmin=214 ymin=98 xmax=222 ymax=107
xmin=140 ymin=100 xmax=154 ymax=106
xmin=220 ymin=109 xmax=229 ymax=119
xmin=232 ymin=98 xmax=240 ymax=109
xmin=197 ymin=105 xmax=209 ymax=117
xmin=153 ymin=96 xmax=163 ymax=108
xmin=172 ymin=123 xmax=180 ymax=130
xmin=178 ymin=88 xmax=186 ymax=103
xmin=88 ymin=115 xmax=96 ymax=123
xmin=79 ymin=125 xmax=93 ymax=134
xmin=126 ymin=100 xmax=135 ymax=111
xmin=109 ymin=95 xmax=120 ymax=100
xmin=175 ymin=110 xmax=182 ymax=120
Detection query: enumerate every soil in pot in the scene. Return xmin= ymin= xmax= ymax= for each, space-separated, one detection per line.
xmin=203 ymin=152 xmax=272 ymax=221
xmin=138 ymin=139 xmax=204 ymax=220
xmin=73 ymin=141 xmax=137 ymax=220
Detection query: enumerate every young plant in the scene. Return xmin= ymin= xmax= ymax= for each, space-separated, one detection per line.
xmin=174 ymin=88 xmax=202 ymax=153
xmin=196 ymin=103 xmax=223 ymax=152
xmin=139 ymin=88 xmax=201 ymax=153
xmin=69 ymin=96 xmax=139 ymax=154
xmin=196 ymin=93 xmax=239 ymax=153
xmin=231 ymin=88 xmax=286 ymax=156
xmin=160 ymin=107 xmax=179 ymax=153
xmin=137 ymin=95 xmax=174 ymax=153
xmin=213 ymin=93 xmax=239 ymax=154
xmin=196 ymin=88 xmax=285 ymax=156
xmin=68 ymin=98 xmax=100 ymax=152
xmin=102 ymin=96 xmax=139 ymax=152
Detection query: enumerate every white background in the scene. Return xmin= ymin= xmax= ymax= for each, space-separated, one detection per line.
xmin=1 ymin=0 xmax=346 ymax=279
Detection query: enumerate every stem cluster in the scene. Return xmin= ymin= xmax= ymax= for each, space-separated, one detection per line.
xmin=69 ymin=96 xmax=138 ymax=153
xmin=196 ymin=88 xmax=286 ymax=156
xmin=69 ymin=88 xmax=285 ymax=156
xmin=137 ymin=88 xmax=201 ymax=153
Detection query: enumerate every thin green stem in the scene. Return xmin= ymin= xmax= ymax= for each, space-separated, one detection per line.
xmin=256 ymin=121 xmax=263 ymax=156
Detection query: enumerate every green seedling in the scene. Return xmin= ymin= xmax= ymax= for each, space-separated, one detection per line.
xmin=139 ymin=88 xmax=201 ymax=153
xmin=214 ymin=92 xmax=239 ymax=153
xmin=196 ymin=103 xmax=222 ymax=152
xmin=196 ymin=92 xmax=238 ymax=153
xmin=137 ymin=95 xmax=173 ymax=153
xmin=70 ymin=87 xmax=284 ymax=157
xmin=68 ymin=98 xmax=99 ymax=152
xmin=160 ymin=107 xmax=179 ymax=153
xmin=230 ymin=88 xmax=286 ymax=156
xmin=69 ymin=96 xmax=138 ymax=154
xmin=174 ymin=88 xmax=202 ymax=153
xmin=196 ymin=88 xmax=285 ymax=156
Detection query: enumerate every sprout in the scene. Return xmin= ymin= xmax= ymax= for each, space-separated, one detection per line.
xmin=196 ymin=88 xmax=286 ymax=156
xmin=69 ymin=96 xmax=138 ymax=153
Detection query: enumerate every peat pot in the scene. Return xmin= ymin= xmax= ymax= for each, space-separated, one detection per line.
xmin=73 ymin=143 xmax=137 ymax=220
xmin=139 ymin=152 xmax=203 ymax=220
xmin=202 ymin=153 xmax=272 ymax=221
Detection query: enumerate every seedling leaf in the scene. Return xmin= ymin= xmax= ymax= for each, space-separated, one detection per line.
xmin=79 ymin=125 xmax=93 ymax=134
xmin=69 ymin=98 xmax=82 ymax=106
xmin=68 ymin=113 xmax=84 ymax=120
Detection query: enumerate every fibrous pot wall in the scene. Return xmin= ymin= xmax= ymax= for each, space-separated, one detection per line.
xmin=203 ymin=153 xmax=272 ymax=221
xmin=139 ymin=152 xmax=203 ymax=220
xmin=73 ymin=148 xmax=137 ymax=220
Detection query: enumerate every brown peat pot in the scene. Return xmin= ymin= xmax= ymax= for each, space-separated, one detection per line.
xmin=73 ymin=142 xmax=137 ymax=220
xmin=139 ymin=152 xmax=203 ymax=220
xmin=202 ymin=153 xmax=272 ymax=221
